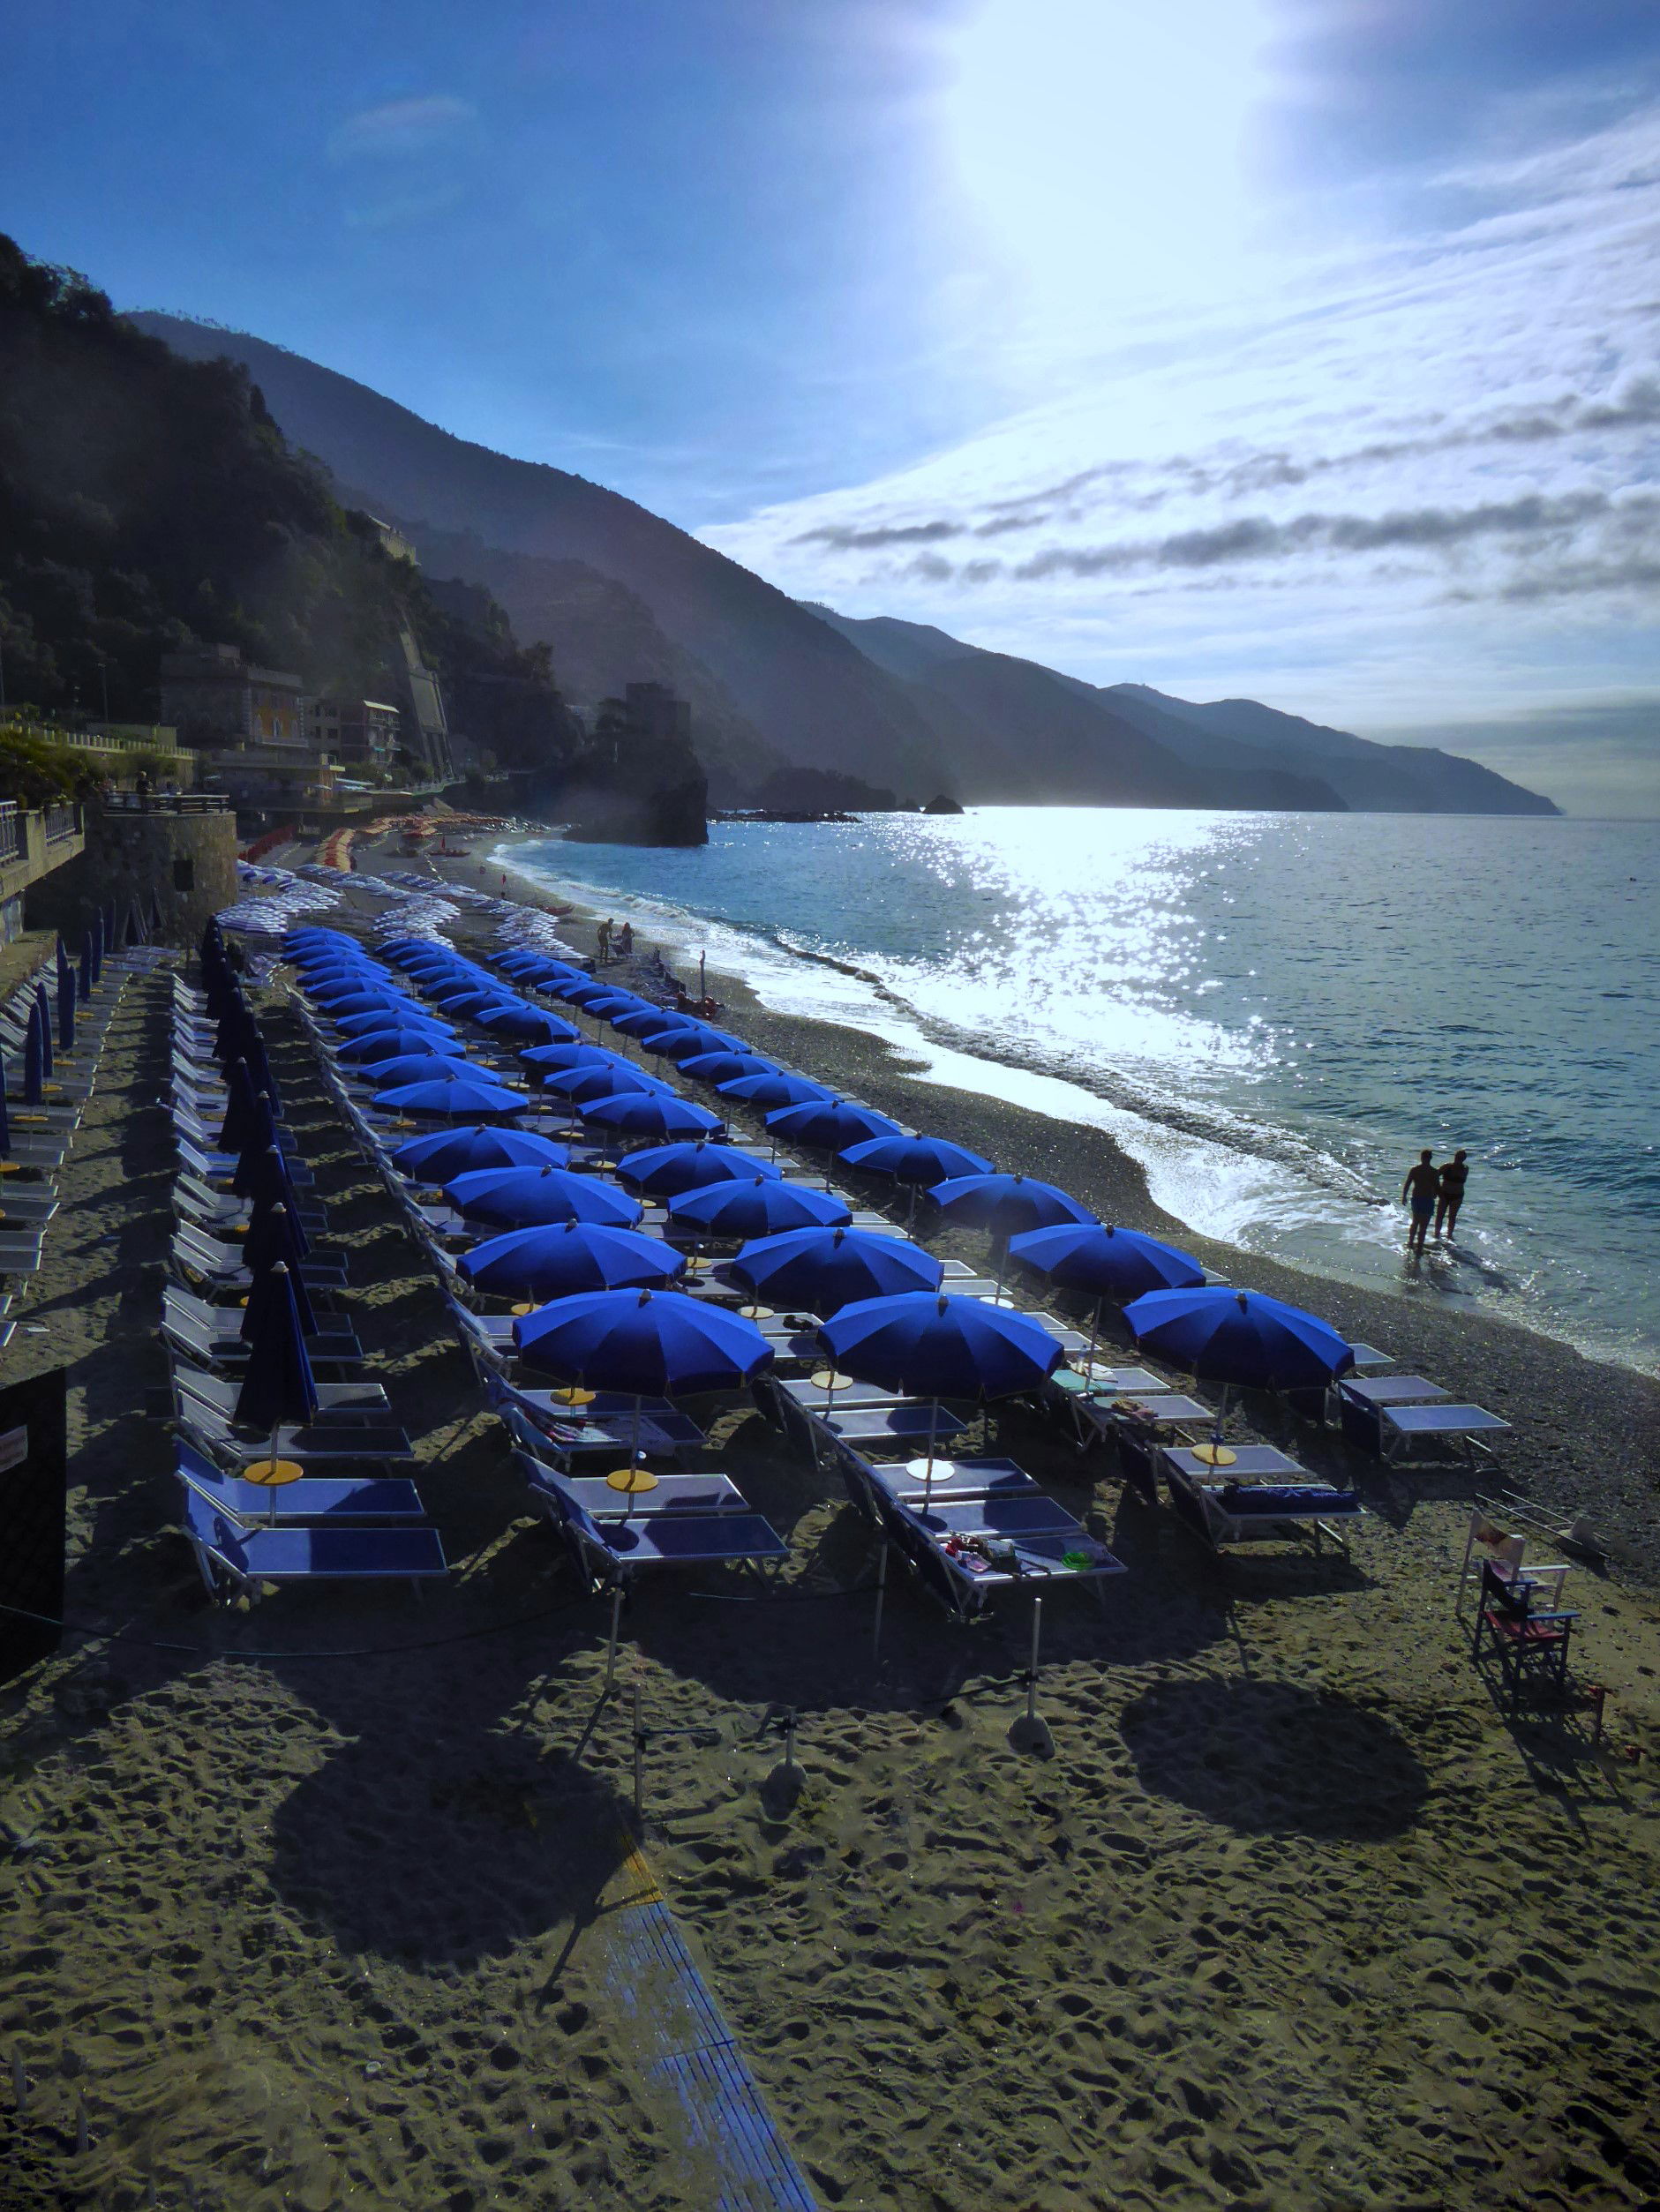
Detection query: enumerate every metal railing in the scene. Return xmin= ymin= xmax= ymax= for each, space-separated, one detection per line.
xmin=0 ymin=803 xmax=22 ymax=865
xmin=102 ymin=791 xmax=229 ymax=814
xmin=42 ymin=803 xmax=80 ymax=844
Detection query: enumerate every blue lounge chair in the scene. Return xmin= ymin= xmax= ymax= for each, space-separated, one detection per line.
xmin=180 ymin=1483 xmax=446 ymax=1600
xmin=175 ymin=1443 xmax=424 ymax=1525
xmin=525 ymin=1466 xmax=787 ymax=1594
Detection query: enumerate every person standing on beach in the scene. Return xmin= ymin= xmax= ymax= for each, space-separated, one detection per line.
xmin=1401 ymin=1149 xmax=1439 ymax=1254
xmin=617 ymin=920 xmax=634 ymax=958
xmin=597 ymin=917 xmax=612 ymax=963
xmin=1435 ymin=1149 xmax=1470 ymax=1240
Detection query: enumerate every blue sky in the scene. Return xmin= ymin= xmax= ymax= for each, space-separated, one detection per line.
xmin=4 ymin=0 xmax=1659 ymax=808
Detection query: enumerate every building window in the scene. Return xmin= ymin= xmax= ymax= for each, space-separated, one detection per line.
xmin=173 ymin=858 xmax=195 ymax=892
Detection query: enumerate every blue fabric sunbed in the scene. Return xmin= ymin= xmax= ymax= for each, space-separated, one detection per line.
xmin=181 ymin=1484 xmax=447 ymax=1598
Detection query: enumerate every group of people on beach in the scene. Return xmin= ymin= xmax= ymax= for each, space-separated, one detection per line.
xmin=1401 ymin=1148 xmax=1469 ymax=1253
xmin=596 ymin=916 xmax=633 ymax=964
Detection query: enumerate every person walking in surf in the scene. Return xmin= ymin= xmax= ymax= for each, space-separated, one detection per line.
xmin=1435 ymin=1150 xmax=1469 ymax=1241
xmin=1401 ymin=1149 xmax=1439 ymax=1254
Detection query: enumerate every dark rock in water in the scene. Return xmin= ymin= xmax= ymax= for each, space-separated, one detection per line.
xmin=923 ymin=792 xmax=965 ymax=814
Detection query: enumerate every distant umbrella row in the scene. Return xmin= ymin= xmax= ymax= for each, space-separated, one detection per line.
xmin=283 ymin=922 xmax=1358 ymax=1397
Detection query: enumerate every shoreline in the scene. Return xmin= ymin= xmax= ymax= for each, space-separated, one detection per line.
xmin=408 ymin=831 xmax=1660 ymax=1584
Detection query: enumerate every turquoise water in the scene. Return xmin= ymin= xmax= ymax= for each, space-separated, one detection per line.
xmin=501 ymin=810 xmax=1659 ymax=1371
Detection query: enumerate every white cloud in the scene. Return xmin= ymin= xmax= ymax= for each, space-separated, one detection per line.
xmin=699 ymin=79 xmax=1660 ymax=805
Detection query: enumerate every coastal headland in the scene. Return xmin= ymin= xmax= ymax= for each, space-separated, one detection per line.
xmin=0 ymin=838 xmax=1655 ymax=2212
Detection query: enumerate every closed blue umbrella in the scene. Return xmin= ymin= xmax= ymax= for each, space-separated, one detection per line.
xmin=243 ymin=1197 xmax=311 ymax=1271
xmin=460 ymin=1218 xmax=684 ymax=1301
xmin=79 ymin=933 xmax=93 ymax=1001
xmin=717 ymin=1070 xmax=834 ymax=1112
xmin=1122 ymin=1286 xmax=1355 ymax=1392
xmin=91 ymin=909 xmax=104 ymax=982
xmin=392 ymin=1125 xmax=569 ymax=1182
xmin=0 ymin=1068 xmax=11 ymax=1155
xmin=514 ymin=1286 xmax=773 ymax=1396
xmin=358 ymin=1052 xmax=481 ymax=1089
xmin=32 ymin=989 xmax=53 ymax=1081
xmin=234 ymin=1139 xmax=296 ymax=1211
xmin=732 ymin=1226 xmax=943 ymax=1315
xmin=613 ymin=1140 xmax=781 ymax=1198
xmin=217 ymin=1058 xmax=262 ymax=1154
xmin=22 ymin=1003 xmax=46 ymax=1105
xmin=445 ymin=1164 xmax=642 ymax=1230
xmin=667 ymin=1177 xmax=851 ymax=1239
xmin=677 ymin=1052 xmax=777 ymax=1086
xmin=55 ymin=967 xmax=73 ymax=1054
xmin=235 ymin=1263 xmax=319 ymax=1425
xmin=373 ymin=1077 xmax=526 ymax=1121
xmin=579 ymin=1092 xmax=723 ymax=1142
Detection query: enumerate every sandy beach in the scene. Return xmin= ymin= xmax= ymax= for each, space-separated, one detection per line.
xmin=1 ymin=854 xmax=1657 ymax=2212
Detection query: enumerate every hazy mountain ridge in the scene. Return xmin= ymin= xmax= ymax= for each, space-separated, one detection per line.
xmin=131 ymin=314 xmax=949 ymax=799
xmin=131 ymin=312 xmax=1558 ymax=817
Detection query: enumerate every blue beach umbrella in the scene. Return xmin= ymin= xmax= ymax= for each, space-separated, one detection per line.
xmin=475 ymin=1003 xmax=582 ymax=1046
xmin=373 ymin=1076 xmax=526 ymax=1121
xmin=717 ymin=1071 xmax=833 ymax=1113
xmin=764 ymin=1099 xmax=903 ymax=1173
xmin=584 ymin=990 xmax=652 ymax=1020
xmin=928 ymin=1172 xmax=1096 ymax=1240
xmin=514 ymin=1287 xmax=773 ymax=1397
xmin=1009 ymin=1220 xmax=1206 ymax=1369
xmin=642 ymin=1024 xmax=749 ymax=1063
xmin=240 ymin=1234 xmax=319 ymax=1342
xmin=517 ymin=1042 xmax=617 ymax=1079
xmin=233 ymin=1138 xmax=297 ymax=1211
xmin=578 ymin=1092 xmax=723 ymax=1142
xmin=358 ymin=1053 xmax=481 ymax=1089
xmin=0 ymin=1069 xmax=11 ymax=1155
xmin=822 ymin=1288 xmax=1063 ymax=1396
xmin=392 ymin=1125 xmax=569 ymax=1182
xmin=235 ymin=1263 xmax=319 ymax=1424
xmin=56 ymin=966 xmax=74 ymax=1054
xmin=335 ymin=1008 xmax=458 ymax=1044
xmin=217 ymin=1059 xmax=262 ymax=1154
xmin=318 ymin=989 xmax=422 ymax=1023
xmin=841 ymin=1134 xmax=995 ymax=1186
xmin=459 ymin=1218 xmax=684 ymax=1301
xmin=1009 ymin=1221 xmax=1206 ymax=1301
xmin=446 ymin=1164 xmax=643 ymax=1230
xmin=55 ymin=934 xmax=74 ymax=1000
xmin=732 ymin=1226 xmax=943 ymax=1316
xmin=537 ymin=1062 xmax=667 ymax=1106
xmin=550 ymin=979 xmax=615 ymax=1009
xmin=667 ymin=1177 xmax=851 ymax=1240
xmin=613 ymin=1140 xmax=781 ymax=1199
xmin=337 ymin=1026 xmax=462 ymax=1065
xmin=676 ymin=1052 xmax=777 ymax=1087
xmin=1122 ymin=1286 xmax=1355 ymax=1393
xmin=611 ymin=1006 xmax=695 ymax=1039
xmin=79 ymin=933 xmax=93 ymax=1001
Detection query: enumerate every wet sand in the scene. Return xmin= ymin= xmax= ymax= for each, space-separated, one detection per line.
xmin=1 ymin=874 xmax=1656 ymax=2212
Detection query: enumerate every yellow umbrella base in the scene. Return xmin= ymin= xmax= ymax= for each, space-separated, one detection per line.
xmin=1191 ymin=1443 xmax=1237 ymax=1467
xmin=605 ymin=1465 xmax=658 ymax=1494
xmin=242 ymin=1458 xmax=304 ymax=1487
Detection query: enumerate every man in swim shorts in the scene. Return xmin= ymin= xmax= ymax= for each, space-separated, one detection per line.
xmin=1435 ymin=1149 xmax=1469 ymax=1240
xmin=1401 ymin=1149 xmax=1439 ymax=1254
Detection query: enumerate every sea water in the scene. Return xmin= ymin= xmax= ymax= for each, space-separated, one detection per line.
xmin=499 ymin=809 xmax=1659 ymax=1372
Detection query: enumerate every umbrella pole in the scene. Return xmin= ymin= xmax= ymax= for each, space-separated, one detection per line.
xmin=993 ymin=1239 xmax=1007 ymax=1305
xmin=1085 ymin=1297 xmax=1101 ymax=1378
xmin=923 ymin=1397 xmax=939 ymax=1506
xmin=267 ymin=1423 xmax=280 ymax=1525
xmin=871 ymin=1542 xmax=888 ymax=1663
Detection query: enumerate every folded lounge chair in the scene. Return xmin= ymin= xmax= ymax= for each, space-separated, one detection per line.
xmin=181 ymin=1482 xmax=446 ymax=1600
